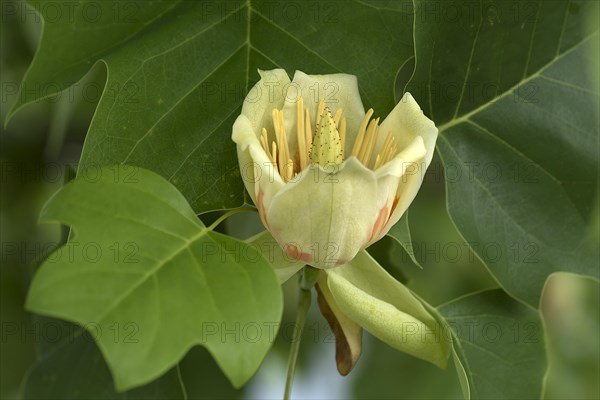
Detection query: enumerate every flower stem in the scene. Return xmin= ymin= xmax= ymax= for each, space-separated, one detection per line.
xmin=283 ymin=268 xmax=317 ymax=400
xmin=300 ymin=265 xmax=320 ymax=290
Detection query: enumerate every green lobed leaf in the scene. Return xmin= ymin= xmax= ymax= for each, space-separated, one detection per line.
xmin=351 ymin=333 xmax=463 ymax=399
xmin=407 ymin=0 xmax=599 ymax=307
xmin=10 ymin=0 xmax=415 ymax=213
xmin=6 ymin=0 xmax=181 ymax=121
xmin=437 ymin=289 xmax=547 ymax=399
xmin=22 ymin=327 xmax=186 ymax=400
xmin=25 ymin=166 xmax=283 ymax=391
xmin=22 ymin=319 xmax=244 ymax=400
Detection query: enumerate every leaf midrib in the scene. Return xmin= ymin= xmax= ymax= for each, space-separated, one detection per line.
xmin=92 ymin=227 xmax=209 ymax=325
xmin=436 ymin=31 xmax=599 ymax=219
xmin=437 ymin=31 xmax=599 ymax=134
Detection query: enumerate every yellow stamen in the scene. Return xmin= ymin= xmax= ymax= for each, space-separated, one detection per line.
xmin=260 ymin=128 xmax=275 ymax=164
xmin=286 ymin=158 xmax=294 ymax=181
xmin=387 ymin=142 xmax=395 ymax=161
xmin=374 ymin=131 xmax=394 ymax=169
xmin=374 ymin=154 xmax=382 ymax=170
xmin=272 ymin=109 xmax=283 ymax=176
xmin=278 ymin=110 xmax=289 ymax=169
xmin=259 ymin=99 xmax=399 ymax=181
xmin=305 ymin=108 xmax=312 ymax=155
xmin=386 ymin=143 xmax=398 ymax=165
xmin=260 ymin=128 xmax=270 ymax=159
xmin=364 ymin=119 xmax=380 ymax=167
xmin=351 ymin=108 xmax=374 ymax=157
xmin=358 ymin=118 xmax=378 ymax=162
xmin=333 ymin=108 xmax=343 ymax=127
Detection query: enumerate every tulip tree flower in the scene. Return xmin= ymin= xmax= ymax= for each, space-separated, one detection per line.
xmin=233 ymin=69 xmax=437 ymax=269
xmin=234 ymin=70 xmax=447 ymax=376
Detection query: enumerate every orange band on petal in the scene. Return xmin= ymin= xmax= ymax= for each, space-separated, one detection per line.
xmin=369 ymin=206 xmax=389 ymax=243
xmin=285 ymin=244 xmax=312 ymax=263
xmin=256 ymin=190 xmax=270 ymax=229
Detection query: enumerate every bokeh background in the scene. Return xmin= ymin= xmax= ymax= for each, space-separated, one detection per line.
xmin=1 ymin=1 xmax=598 ymax=398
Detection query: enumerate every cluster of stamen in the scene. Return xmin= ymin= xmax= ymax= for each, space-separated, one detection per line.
xmin=259 ymin=97 xmax=398 ymax=182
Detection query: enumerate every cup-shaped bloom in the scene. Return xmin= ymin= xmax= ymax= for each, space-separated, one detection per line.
xmin=232 ymin=70 xmax=437 ymax=269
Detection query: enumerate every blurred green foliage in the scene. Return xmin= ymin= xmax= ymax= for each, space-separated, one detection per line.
xmin=1 ymin=0 xmax=598 ymax=399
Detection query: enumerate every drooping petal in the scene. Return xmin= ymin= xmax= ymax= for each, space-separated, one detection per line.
xmin=324 ymin=250 xmax=450 ymax=369
xmin=264 ymin=158 xmax=380 ymax=269
xmin=316 ymin=275 xmax=362 ymax=375
xmin=281 ymin=71 xmax=366 ymax=155
xmin=245 ymin=230 xmax=304 ymax=284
